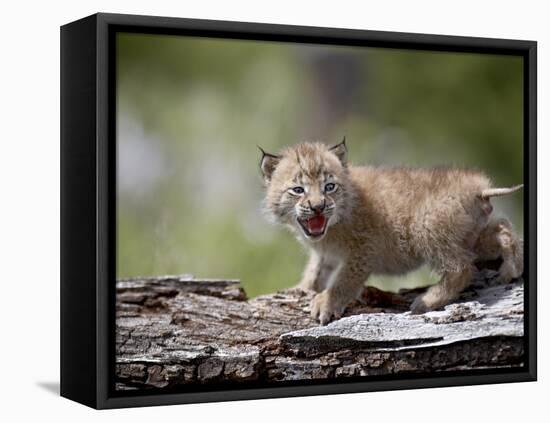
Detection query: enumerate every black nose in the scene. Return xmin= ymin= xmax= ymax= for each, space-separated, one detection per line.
xmin=308 ymin=199 xmax=326 ymax=213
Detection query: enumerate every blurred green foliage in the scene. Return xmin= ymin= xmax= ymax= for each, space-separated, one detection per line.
xmin=116 ymin=33 xmax=523 ymax=296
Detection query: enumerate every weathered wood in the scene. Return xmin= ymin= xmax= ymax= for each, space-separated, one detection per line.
xmin=116 ymin=268 xmax=524 ymax=390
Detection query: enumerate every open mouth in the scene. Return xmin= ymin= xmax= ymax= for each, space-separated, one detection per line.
xmin=298 ymin=214 xmax=328 ymax=238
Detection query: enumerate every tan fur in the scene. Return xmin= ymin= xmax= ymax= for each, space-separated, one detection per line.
xmin=260 ymin=141 xmax=524 ymax=324
xmin=475 ymin=217 xmax=524 ymax=283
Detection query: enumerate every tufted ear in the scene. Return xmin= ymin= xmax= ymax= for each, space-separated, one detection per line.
xmin=329 ymin=136 xmax=348 ymax=166
xmin=258 ymin=146 xmax=281 ymax=182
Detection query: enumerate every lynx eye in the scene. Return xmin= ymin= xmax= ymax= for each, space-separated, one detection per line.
xmin=324 ymin=182 xmax=337 ymax=193
xmin=289 ymin=186 xmax=305 ymax=195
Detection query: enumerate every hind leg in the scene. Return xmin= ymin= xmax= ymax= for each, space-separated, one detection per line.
xmin=410 ymin=266 xmax=473 ymax=314
xmin=475 ymin=217 xmax=524 ymax=283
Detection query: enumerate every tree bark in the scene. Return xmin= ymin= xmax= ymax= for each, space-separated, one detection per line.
xmin=116 ymin=269 xmax=524 ymax=391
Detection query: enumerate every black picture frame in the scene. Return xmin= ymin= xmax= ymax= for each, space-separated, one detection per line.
xmin=60 ymin=12 xmax=537 ymax=409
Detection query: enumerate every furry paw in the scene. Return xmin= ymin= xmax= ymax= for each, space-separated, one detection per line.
xmin=495 ymin=272 xmax=513 ymax=284
xmin=410 ymin=295 xmax=431 ymax=314
xmin=296 ymin=280 xmax=317 ymax=292
xmin=410 ymin=293 xmax=444 ymax=314
xmin=496 ymin=263 xmax=521 ymax=284
xmin=310 ymin=291 xmax=346 ymax=325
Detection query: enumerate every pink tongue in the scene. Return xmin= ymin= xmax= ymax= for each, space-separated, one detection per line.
xmin=307 ymin=215 xmax=327 ymax=234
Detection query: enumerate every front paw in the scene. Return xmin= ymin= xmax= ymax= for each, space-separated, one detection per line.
xmin=410 ymin=295 xmax=431 ymax=314
xmin=310 ymin=291 xmax=346 ymax=325
xmin=296 ymin=280 xmax=315 ymax=292
xmin=410 ymin=291 xmax=447 ymax=314
xmin=495 ymin=264 xmax=521 ymax=284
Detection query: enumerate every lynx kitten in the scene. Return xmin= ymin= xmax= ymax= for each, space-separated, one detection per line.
xmin=259 ymin=139 xmax=523 ymax=325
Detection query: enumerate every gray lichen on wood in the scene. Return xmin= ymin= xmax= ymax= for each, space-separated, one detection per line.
xmin=116 ymin=269 xmax=524 ymax=390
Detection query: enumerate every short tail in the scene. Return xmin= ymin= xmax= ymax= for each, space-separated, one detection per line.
xmin=481 ymin=184 xmax=524 ymax=199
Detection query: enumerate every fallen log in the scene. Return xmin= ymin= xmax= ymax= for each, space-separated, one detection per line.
xmin=115 ymin=269 xmax=524 ymax=391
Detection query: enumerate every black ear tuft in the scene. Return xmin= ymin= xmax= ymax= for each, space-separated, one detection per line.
xmin=329 ymin=136 xmax=348 ymax=166
xmin=258 ymin=146 xmax=281 ymax=182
